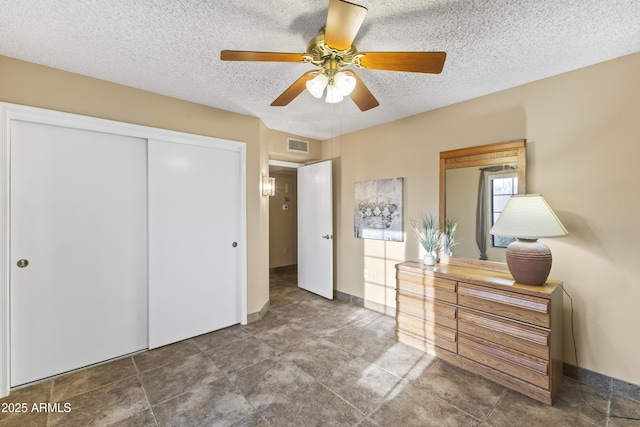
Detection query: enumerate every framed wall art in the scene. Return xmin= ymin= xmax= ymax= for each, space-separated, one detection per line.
xmin=354 ymin=178 xmax=404 ymax=241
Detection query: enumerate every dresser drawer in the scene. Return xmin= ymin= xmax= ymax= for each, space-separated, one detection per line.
xmin=458 ymin=334 xmax=549 ymax=389
xmin=458 ymin=309 xmax=549 ymax=360
xmin=397 ymin=312 xmax=457 ymax=352
xmin=396 ymin=270 xmax=457 ymax=303
xmin=458 ymin=283 xmax=550 ymax=327
xmin=397 ymin=291 xmax=457 ymax=329
xmin=397 ymin=330 xmax=457 ymax=354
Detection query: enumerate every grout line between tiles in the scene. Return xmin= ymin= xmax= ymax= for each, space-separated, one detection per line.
xmin=136 ymin=371 xmax=160 ymax=427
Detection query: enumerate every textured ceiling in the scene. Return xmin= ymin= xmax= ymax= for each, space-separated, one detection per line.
xmin=2 ymin=0 xmax=640 ymax=140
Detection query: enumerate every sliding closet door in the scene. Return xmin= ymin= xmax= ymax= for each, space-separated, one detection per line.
xmin=10 ymin=121 xmax=148 ymax=386
xmin=148 ymin=140 xmax=241 ymax=349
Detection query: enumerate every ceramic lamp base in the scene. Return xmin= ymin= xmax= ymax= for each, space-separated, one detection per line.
xmin=505 ymin=238 xmax=552 ymax=286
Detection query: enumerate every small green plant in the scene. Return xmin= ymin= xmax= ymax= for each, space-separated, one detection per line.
xmin=444 ymin=217 xmax=460 ymax=255
xmin=411 ymin=214 xmax=441 ymax=255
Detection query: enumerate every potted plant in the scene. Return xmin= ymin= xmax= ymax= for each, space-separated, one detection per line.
xmin=411 ymin=214 xmax=441 ymax=266
xmin=443 ymin=217 xmax=459 ymax=256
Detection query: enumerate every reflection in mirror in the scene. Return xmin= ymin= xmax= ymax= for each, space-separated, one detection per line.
xmin=439 ymin=141 xmax=526 ymax=263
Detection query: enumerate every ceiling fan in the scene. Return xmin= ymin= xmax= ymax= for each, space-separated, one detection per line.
xmin=220 ymin=0 xmax=446 ymax=111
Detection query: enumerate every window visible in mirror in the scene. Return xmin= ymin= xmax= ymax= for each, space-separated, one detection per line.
xmin=490 ymin=173 xmax=518 ymax=248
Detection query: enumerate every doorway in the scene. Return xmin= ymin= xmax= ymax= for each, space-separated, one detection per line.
xmin=268 ymin=163 xmax=299 ymax=272
xmin=267 ymin=159 xmax=334 ymax=301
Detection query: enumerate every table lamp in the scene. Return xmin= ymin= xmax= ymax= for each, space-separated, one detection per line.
xmin=490 ymin=194 xmax=568 ymax=285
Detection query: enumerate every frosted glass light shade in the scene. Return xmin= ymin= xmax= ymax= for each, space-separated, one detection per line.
xmin=262 ymin=176 xmax=275 ymax=197
xmin=325 ymin=84 xmax=344 ymax=103
xmin=334 ymin=72 xmax=356 ymax=96
xmin=306 ymin=74 xmax=328 ymax=98
xmin=490 ymin=194 xmax=568 ymax=238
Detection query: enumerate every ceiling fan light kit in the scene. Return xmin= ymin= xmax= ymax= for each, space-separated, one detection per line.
xmin=220 ymin=0 xmax=446 ymax=111
xmin=306 ymin=71 xmax=356 ymax=102
xmin=325 ymin=84 xmax=344 ymax=103
xmin=306 ymin=74 xmax=328 ymax=98
xmin=334 ymin=72 xmax=357 ymax=95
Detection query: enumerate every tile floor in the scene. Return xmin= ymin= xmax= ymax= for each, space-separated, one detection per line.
xmin=1 ymin=267 xmax=640 ymax=426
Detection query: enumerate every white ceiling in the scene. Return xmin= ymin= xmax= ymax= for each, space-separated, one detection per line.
xmin=2 ymin=0 xmax=640 ymax=140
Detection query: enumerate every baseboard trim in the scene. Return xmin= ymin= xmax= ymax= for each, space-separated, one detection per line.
xmin=334 ymin=290 xmax=397 ymax=316
xmin=564 ymin=364 xmax=640 ymax=402
xmin=247 ymin=299 xmax=270 ymax=324
xmin=334 ymin=290 xmax=364 ymax=307
xmin=268 ymin=265 xmax=297 ymax=274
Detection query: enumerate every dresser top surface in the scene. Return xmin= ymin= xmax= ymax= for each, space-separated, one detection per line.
xmin=396 ymin=260 xmax=562 ymax=297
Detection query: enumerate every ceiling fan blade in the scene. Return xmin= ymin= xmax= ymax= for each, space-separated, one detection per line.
xmin=271 ymin=71 xmax=317 ymax=107
xmin=324 ymin=0 xmax=367 ymax=51
xmin=358 ymin=51 xmax=447 ymax=73
xmin=349 ymin=73 xmax=379 ymax=111
xmin=220 ymin=50 xmax=306 ymax=63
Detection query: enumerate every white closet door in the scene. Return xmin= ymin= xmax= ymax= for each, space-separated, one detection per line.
xmin=297 ymin=160 xmax=333 ymax=299
xmin=10 ymin=121 xmax=148 ymax=386
xmin=148 ymin=140 xmax=241 ymax=349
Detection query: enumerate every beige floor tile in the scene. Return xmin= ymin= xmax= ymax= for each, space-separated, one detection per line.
xmin=229 ymin=411 xmax=270 ymax=427
xmin=132 ymin=339 xmax=200 ymax=373
xmin=228 ymin=356 xmax=315 ymax=410
xmin=607 ymin=393 xmax=640 ymax=426
xmin=152 ymin=377 xmax=254 ymax=427
xmin=361 ymin=340 xmax=438 ymax=381
xmin=260 ymin=382 xmax=364 ymax=426
xmin=370 ymin=382 xmax=480 ymax=426
xmin=48 ymin=376 xmax=149 ymax=427
xmin=192 ymin=324 xmax=252 ymax=351
xmin=205 ymin=335 xmax=277 ymax=374
xmin=52 ymin=357 xmax=137 ymax=401
xmin=411 ymin=359 xmax=506 ymax=420
xmin=139 ymin=352 xmax=224 ymax=404
xmin=324 ymin=322 xmax=391 ymax=356
xmin=486 ymin=388 xmax=601 ymax=427
xmin=0 ymin=380 xmax=52 ymax=426
xmin=319 ymin=356 xmax=408 ymax=415
xmin=282 ymin=337 xmax=355 ymax=379
xmin=254 ymin=323 xmax=312 ymax=352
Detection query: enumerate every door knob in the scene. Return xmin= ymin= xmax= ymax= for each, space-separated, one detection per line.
xmin=17 ymin=259 xmax=29 ymax=268
xmin=322 ymin=235 xmax=332 ymax=239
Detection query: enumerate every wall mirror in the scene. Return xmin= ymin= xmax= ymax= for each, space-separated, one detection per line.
xmin=439 ymin=140 xmax=526 ymax=263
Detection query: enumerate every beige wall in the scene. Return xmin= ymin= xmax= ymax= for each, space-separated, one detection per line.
xmin=0 ymin=55 xmax=270 ymax=317
xmin=267 ymin=129 xmax=322 ymax=163
xmin=324 ymin=52 xmax=640 ymax=385
xmin=269 ymin=171 xmax=298 ymax=268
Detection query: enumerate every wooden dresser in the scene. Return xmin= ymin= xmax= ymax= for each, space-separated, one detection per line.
xmin=395 ymin=260 xmax=563 ymax=405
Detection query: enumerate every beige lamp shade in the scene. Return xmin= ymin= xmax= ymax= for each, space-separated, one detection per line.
xmin=490 ymin=194 xmax=567 ymax=285
xmin=490 ymin=194 xmax=568 ymax=238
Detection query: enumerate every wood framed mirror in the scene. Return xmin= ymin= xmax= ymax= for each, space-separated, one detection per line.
xmin=439 ymin=140 xmax=526 ymax=266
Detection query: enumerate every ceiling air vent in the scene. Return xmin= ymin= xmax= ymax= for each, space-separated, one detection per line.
xmin=287 ymin=138 xmax=309 ymax=154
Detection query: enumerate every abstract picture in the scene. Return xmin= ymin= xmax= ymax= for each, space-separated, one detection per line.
xmin=354 ymin=178 xmax=404 ymax=241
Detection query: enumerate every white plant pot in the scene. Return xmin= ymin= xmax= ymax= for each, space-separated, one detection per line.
xmin=423 ymin=253 xmax=436 ymax=266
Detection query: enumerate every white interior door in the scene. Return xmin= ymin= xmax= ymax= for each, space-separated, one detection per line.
xmin=148 ymin=140 xmax=241 ymax=349
xmin=10 ymin=121 xmax=148 ymax=387
xmin=297 ymin=160 xmax=333 ymax=299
